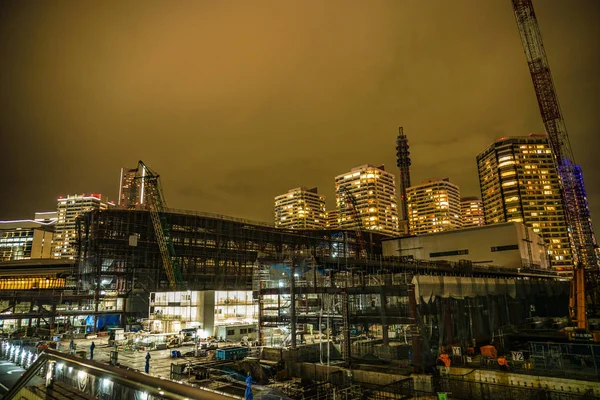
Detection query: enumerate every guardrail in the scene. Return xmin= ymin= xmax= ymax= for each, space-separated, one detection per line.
xmin=1 ymin=346 xmax=237 ymax=400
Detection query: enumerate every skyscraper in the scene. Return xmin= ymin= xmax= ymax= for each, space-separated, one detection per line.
xmin=326 ymin=209 xmax=340 ymax=229
xmin=118 ymin=167 xmax=140 ymax=208
xmin=53 ymin=194 xmax=112 ymax=259
xmin=274 ymin=187 xmax=326 ymax=230
xmin=460 ymin=197 xmax=485 ymax=228
xmin=406 ymin=178 xmax=462 ymax=235
xmin=335 ymin=165 xmax=399 ymax=236
xmin=477 ymin=134 xmax=572 ymax=273
xmin=396 ymin=127 xmax=412 ymax=235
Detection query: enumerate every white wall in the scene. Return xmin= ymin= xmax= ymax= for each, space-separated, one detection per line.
xmin=382 ymin=222 xmax=549 ymax=269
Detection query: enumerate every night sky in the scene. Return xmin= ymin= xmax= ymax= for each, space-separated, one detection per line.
xmin=1 ymin=1 xmax=599 ymax=225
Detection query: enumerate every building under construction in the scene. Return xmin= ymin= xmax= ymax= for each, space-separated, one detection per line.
xmin=74 ymin=207 xmax=576 ymax=368
xmin=256 ymin=255 xmax=571 ymax=371
xmin=76 ymin=208 xmax=383 ymax=321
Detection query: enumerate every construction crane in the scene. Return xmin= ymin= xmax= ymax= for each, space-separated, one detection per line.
xmin=132 ymin=161 xmax=182 ymax=290
xmin=338 ymin=186 xmax=366 ymax=258
xmin=511 ymin=0 xmax=600 ymax=327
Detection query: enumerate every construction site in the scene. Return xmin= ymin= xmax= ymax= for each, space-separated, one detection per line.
xmin=1 ymin=0 xmax=600 ymax=399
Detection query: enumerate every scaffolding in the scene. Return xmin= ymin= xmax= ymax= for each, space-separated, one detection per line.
xmin=77 ymin=208 xmax=382 ymax=322
xmin=257 ymin=256 xmax=570 ymax=373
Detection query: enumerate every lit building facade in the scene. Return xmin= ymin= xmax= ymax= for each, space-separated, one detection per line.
xmin=335 ymin=165 xmax=399 ymax=236
xmin=0 ymin=220 xmax=55 ymax=261
xmin=461 ymin=197 xmax=485 ymax=228
xmin=54 ymin=194 xmax=112 ymax=259
xmin=477 ymin=134 xmax=572 ymax=273
xmin=406 ymin=178 xmax=461 ymax=235
xmin=118 ymin=167 xmax=140 ymax=208
xmin=148 ymin=290 xmax=257 ymax=339
xmin=274 ymin=187 xmax=326 ymax=230
xmin=325 ymin=209 xmax=340 ymax=229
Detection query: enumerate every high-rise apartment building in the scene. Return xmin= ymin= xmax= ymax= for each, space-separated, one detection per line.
xmin=274 ymin=187 xmax=326 ymax=230
xmin=334 ymin=165 xmax=399 ymax=236
xmin=460 ymin=197 xmax=485 ymax=228
xmin=0 ymin=219 xmax=55 ymax=261
xmin=54 ymin=194 xmax=112 ymax=259
xmin=118 ymin=167 xmax=140 ymax=208
xmin=326 ymin=210 xmax=340 ymax=229
xmin=477 ymin=134 xmax=572 ymax=273
xmin=406 ymin=178 xmax=461 ymax=235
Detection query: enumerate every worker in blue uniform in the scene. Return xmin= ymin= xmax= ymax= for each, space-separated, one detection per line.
xmin=245 ymin=372 xmax=253 ymax=400
xmin=90 ymin=342 xmax=96 ymax=360
xmin=145 ymin=352 xmax=151 ymax=374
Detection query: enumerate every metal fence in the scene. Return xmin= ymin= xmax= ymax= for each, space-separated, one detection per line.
xmin=436 ymin=375 xmax=600 ymax=400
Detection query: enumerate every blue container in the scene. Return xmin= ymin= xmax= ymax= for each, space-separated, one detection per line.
xmin=215 ymin=346 xmax=248 ymax=361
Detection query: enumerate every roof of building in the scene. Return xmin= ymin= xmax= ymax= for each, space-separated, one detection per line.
xmin=407 ymin=178 xmax=459 ymax=190
xmin=0 ymin=219 xmax=56 ymax=230
xmin=382 ymin=221 xmax=528 ymax=241
xmin=476 ymin=133 xmax=548 ymax=159
xmin=0 ymin=258 xmax=76 ymax=278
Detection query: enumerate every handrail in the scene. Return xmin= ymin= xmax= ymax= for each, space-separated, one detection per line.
xmin=4 ymin=349 xmax=236 ymax=400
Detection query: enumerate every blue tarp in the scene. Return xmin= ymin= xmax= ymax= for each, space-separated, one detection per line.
xmin=84 ymin=315 xmax=121 ymax=332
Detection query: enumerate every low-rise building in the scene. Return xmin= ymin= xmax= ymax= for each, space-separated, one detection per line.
xmin=0 ymin=219 xmax=56 ymax=261
xmin=382 ymin=222 xmax=549 ymax=270
xmin=147 ymin=290 xmax=257 ymax=338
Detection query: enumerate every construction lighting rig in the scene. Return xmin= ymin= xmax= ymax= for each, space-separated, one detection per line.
xmin=511 ymin=0 xmax=600 ymax=323
xmin=132 ymin=161 xmax=182 ymax=290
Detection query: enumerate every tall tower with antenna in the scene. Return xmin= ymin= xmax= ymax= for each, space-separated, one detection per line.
xmin=396 ymin=127 xmax=412 ymax=235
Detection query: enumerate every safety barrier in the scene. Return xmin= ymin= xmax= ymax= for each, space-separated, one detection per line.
xmin=1 ymin=346 xmax=237 ymax=400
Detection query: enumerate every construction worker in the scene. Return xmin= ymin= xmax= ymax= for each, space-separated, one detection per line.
xmin=497 ymin=355 xmax=509 ymax=371
xmin=69 ymin=339 xmax=76 ymax=355
xmin=145 ymin=352 xmax=151 ymax=374
xmin=89 ymin=342 xmax=96 ymax=360
xmin=438 ymin=353 xmax=451 ymax=368
xmin=245 ymin=372 xmax=253 ymax=400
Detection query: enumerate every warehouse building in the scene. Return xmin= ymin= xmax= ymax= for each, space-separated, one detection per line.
xmin=382 ymin=222 xmax=549 ymax=270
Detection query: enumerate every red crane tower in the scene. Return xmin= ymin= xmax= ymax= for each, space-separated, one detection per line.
xmin=511 ymin=0 xmax=599 ymax=325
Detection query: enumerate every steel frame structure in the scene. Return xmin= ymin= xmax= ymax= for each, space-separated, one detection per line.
xmin=77 ymin=208 xmax=382 ymax=320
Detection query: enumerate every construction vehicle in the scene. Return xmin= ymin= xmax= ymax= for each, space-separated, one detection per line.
xmin=130 ymin=161 xmax=182 ymax=290
xmin=511 ymin=1 xmax=600 ymax=340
